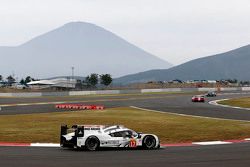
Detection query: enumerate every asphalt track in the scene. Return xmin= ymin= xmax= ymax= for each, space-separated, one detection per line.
xmin=1 ymin=92 xmax=250 ymax=167
xmin=1 ymin=143 xmax=250 ymax=167
xmin=1 ymin=92 xmax=250 ymax=121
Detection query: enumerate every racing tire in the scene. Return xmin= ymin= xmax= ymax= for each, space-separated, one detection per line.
xmin=85 ymin=136 xmax=100 ymax=151
xmin=142 ymin=135 xmax=156 ymax=149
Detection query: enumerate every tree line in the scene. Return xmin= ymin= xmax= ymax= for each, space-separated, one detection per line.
xmin=0 ymin=74 xmax=112 ymax=88
xmin=0 ymin=75 xmax=35 ymax=83
xmin=83 ymin=73 xmax=112 ymax=87
xmin=0 ymin=75 xmax=17 ymax=84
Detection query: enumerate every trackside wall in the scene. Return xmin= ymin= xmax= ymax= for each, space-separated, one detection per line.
xmin=0 ymin=87 xmax=249 ymax=97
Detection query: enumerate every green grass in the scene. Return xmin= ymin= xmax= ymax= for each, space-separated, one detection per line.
xmin=1 ymin=107 xmax=250 ymax=144
xmin=219 ymin=97 xmax=250 ymax=108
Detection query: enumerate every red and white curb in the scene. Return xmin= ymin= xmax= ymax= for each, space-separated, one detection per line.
xmin=1 ymin=139 xmax=250 ymax=148
xmin=55 ymin=104 xmax=105 ymax=110
xmin=161 ymin=138 xmax=250 ymax=147
xmin=209 ymin=99 xmax=250 ymax=111
xmin=0 ymin=142 xmax=60 ymax=147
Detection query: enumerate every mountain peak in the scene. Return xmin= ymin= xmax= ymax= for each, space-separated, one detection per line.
xmin=63 ymin=21 xmax=97 ymax=27
xmin=20 ymin=21 xmax=106 ymax=48
xmin=61 ymin=21 xmax=102 ymax=31
xmin=0 ymin=22 xmax=172 ymax=78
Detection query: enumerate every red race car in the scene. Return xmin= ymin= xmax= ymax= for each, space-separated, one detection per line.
xmin=192 ymin=95 xmax=205 ymax=102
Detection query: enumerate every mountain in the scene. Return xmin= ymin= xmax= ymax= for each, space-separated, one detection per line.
xmin=115 ymin=45 xmax=250 ymax=84
xmin=0 ymin=22 xmax=172 ymax=78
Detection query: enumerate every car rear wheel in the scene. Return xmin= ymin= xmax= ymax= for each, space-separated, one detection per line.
xmin=142 ymin=135 xmax=156 ymax=149
xmin=85 ymin=136 xmax=99 ymax=151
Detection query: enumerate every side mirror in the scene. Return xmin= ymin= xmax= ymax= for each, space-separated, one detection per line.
xmin=137 ymin=132 xmax=142 ymax=139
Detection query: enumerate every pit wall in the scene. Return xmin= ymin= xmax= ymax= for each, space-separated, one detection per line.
xmin=0 ymin=87 xmax=249 ymax=97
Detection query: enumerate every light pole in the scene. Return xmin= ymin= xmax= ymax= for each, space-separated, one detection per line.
xmin=71 ymin=66 xmax=74 ymax=80
xmin=71 ymin=66 xmax=75 ymax=88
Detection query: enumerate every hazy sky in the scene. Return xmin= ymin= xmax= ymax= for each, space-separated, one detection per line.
xmin=0 ymin=0 xmax=250 ymax=65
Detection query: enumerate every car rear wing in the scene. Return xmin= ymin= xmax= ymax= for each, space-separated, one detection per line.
xmin=60 ymin=124 xmax=68 ymax=136
xmin=61 ymin=124 xmax=85 ymax=137
xmin=60 ymin=125 xmax=85 ymax=147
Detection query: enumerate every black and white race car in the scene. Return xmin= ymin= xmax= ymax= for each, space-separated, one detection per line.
xmin=206 ymin=91 xmax=217 ymax=97
xmin=60 ymin=124 xmax=160 ymax=151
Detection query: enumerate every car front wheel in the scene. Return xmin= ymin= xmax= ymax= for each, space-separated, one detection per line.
xmin=142 ymin=135 xmax=156 ymax=149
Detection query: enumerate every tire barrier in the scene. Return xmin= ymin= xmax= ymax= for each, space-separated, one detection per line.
xmin=55 ymin=104 xmax=105 ymax=110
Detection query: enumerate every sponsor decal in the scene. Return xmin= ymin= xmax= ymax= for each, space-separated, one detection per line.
xmin=129 ymin=139 xmax=137 ymax=148
xmin=84 ymin=128 xmax=100 ymax=130
xmin=102 ymin=140 xmax=119 ymax=145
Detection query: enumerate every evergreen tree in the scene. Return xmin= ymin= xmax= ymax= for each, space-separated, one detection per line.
xmin=25 ymin=76 xmax=33 ymax=83
xmin=100 ymin=74 xmax=112 ymax=86
xmin=20 ymin=79 xmax=25 ymax=85
xmin=7 ymin=75 xmax=15 ymax=84
xmin=85 ymin=73 xmax=98 ymax=87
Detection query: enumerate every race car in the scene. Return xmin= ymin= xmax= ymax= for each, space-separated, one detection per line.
xmin=206 ymin=91 xmax=217 ymax=97
xmin=60 ymin=124 xmax=160 ymax=151
xmin=192 ymin=95 xmax=205 ymax=102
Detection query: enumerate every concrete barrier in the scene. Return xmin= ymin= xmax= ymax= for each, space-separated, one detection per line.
xmin=1 ymin=87 xmax=250 ymax=97
xmin=69 ymin=91 xmax=97 ymax=96
xmin=0 ymin=93 xmax=42 ymax=97
xmin=220 ymin=87 xmax=241 ymax=91
xmin=41 ymin=92 xmax=69 ymax=96
xmin=241 ymin=87 xmax=250 ymax=91
xmin=181 ymin=88 xmax=199 ymax=92
xmin=95 ymin=90 xmax=120 ymax=95
xmin=119 ymin=89 xmax=141 ymax=94
xmin=141 ymin=89 xmax=163 ymax=93
xmin=141 ymin=88 xmax=182 ymax=93
xmin=69 ymin=90 xmax=120 ymax=96
xmin=162 ymin=88 xmax=182 ymax=92
xmin=198 ymin=88 xmax=217 ymax=92
xmin=0 ymin=93 xmax=13 ymax=97
xmin=12 ymin=92 xmax=42 ymax=97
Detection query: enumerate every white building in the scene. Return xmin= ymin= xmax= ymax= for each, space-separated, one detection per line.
xmin=27 ymin=78 xmax=77 ymax=89
xmin=207 ymin=80 xmax=217 ymax=84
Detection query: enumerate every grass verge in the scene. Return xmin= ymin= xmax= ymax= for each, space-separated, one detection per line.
xmin=0 ymin=107 xmax=250 ymax=143
xmin=218 ymin=97 xmax=250 ymax=108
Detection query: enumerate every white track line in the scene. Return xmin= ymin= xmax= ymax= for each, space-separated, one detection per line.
xmin=193 ymin=141 xmax=232 ymax=145
xmin=0 ymin=101 xmax=67 ymax=107
xmin=130 ymin=106 xmax=250 ymax=123
xmin=209 ymin=99 xmax=250 ymax=111
xmin=30 ymin=143 xmax=60 ymax=147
